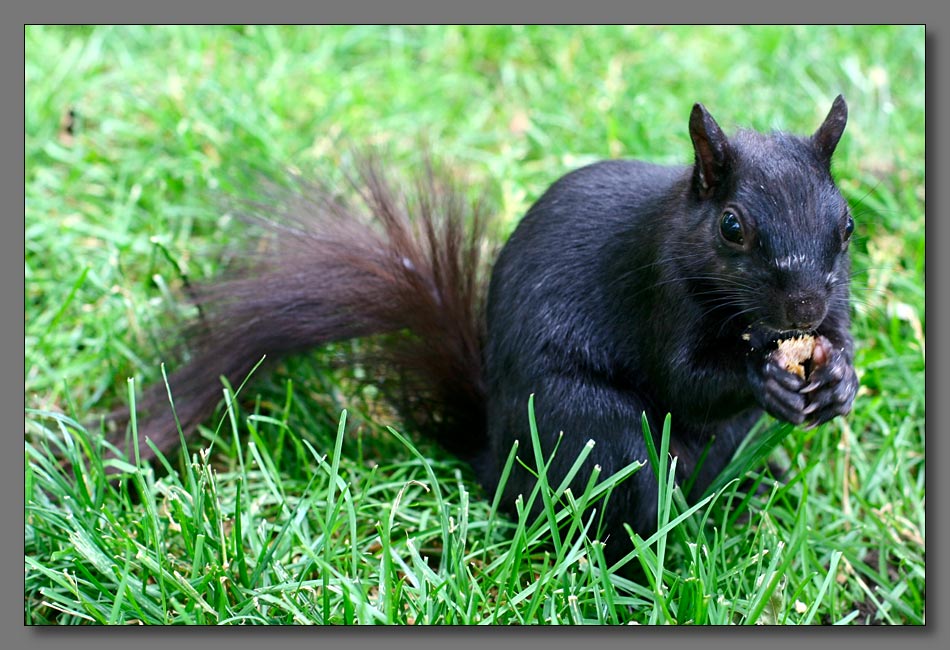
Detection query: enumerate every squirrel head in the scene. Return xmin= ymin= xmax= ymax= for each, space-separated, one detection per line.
xmin=683 ymin=96 xmax=854 ymax=336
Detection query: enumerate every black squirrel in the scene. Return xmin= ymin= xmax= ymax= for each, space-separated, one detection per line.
xmin=106 ymin=97 xmax=858 ymax=558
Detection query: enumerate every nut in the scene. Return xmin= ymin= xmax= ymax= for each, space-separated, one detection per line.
xmin=774 ymin=335 xmax=816 ymax=378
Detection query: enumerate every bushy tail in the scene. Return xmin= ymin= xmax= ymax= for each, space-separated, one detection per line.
xmin=107 ymin=156 xmax=494 ymax=463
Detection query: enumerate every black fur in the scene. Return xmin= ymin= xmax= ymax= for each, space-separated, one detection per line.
xmin=106 ymin=98 xmax=858 ymax=562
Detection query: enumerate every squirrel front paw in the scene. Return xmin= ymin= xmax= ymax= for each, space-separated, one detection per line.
xmin=748 ymin=352 xmax=809 ymax=425
xmin=747 ymin=334 xmax=857 ymax=427
xmin=797 ymin=335 xmax=858 ymax=427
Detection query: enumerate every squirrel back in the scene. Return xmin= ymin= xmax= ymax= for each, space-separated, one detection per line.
xmin=106 ymin=99 xmax=858 ymax=559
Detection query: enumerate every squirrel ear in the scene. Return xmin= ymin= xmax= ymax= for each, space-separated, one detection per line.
xmin=689 ymin=103 xmax=733 ymax=198
xmin=812 ymin=95 xmax=848 ymax=162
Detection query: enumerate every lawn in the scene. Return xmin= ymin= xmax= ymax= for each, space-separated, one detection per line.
xmin=25 ymin=25 xmax=925 ymax=625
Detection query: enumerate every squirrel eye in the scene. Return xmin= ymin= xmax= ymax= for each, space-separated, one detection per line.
xmin=719 ymin=210 xmax=745 ymax=245
xmin=843 ymin=215 xmax=855 ymax=242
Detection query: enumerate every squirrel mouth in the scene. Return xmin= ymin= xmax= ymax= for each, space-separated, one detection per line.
xmin=742 ymin=323 xmax=817 ymax=349
xmin=771 ymin=327 xmax=817 ymax=340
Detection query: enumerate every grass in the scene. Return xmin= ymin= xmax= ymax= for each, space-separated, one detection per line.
xmin=25 ymin=25 xmax=925 ymax=625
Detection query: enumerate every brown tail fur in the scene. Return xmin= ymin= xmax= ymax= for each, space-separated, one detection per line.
xmin=106 ymin=155 xmax=495 ymax=463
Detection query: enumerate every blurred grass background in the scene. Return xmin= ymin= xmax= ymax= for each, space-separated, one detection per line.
xmin=25 ymin=25 xmax=924 ymax=624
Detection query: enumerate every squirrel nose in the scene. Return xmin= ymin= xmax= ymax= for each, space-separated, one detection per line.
xmin=784 ymin=292 xmax=827 ymax=331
